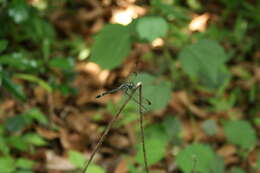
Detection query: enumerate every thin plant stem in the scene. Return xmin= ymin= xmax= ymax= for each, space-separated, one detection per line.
xmin=191 ymin=155 xmax=197 ymax=173
xmin=138 ymin=82 xmax=149 ymax=173
xmin=81 ymin=85 xmax=139 ymax=173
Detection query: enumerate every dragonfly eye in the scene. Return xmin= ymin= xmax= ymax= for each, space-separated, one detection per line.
xmin=128 ymin=82 xmax=135 ymax=89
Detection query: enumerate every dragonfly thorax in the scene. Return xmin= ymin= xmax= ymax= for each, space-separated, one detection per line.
xmin=120 ymin=82 xmax=135 ymax=91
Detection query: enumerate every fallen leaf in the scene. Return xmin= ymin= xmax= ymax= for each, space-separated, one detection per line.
xmin=114 ymin=159 xmax=128 ymax=173
xmin=217 ymin=144 xmax=237 ymax=158
xmin=36 ymin=127 xmax=60 ymax=140
xmin=46 ymin=150 xmax=75 ymax=171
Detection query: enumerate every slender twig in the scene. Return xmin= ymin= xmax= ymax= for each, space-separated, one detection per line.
xmin=138 ymin=82 xmax=149 ymax=173
xmin=80 ymin=85 xmax=139 ymax=173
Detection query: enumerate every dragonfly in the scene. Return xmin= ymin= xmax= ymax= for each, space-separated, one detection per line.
xmin=96 ymin=81 xmax=152 ymax=111
xmin=81 ymin=79 xmax=151 ymax=173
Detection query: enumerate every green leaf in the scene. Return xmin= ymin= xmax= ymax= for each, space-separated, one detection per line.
xmin=0 ymin=40 xmax=8 ymax=53
xmin=202 ymin=119 xmax=217 ymax=136
xmin=229 ymin=167 xmax=246 ymax=173
xmin=91 ymin=24 xmax=131 ymax=69
xmin=151 ymin=0 xmax=190 ymax=21
xmin=14 ymin=73 xmax=52 ymax=93
xmin=0 ymin=52 xmax=39 ymax=71
xmin=179 ymin=39 xmax=229 ymax=89
xmin=256 ymin=153 xmax=260 ymax=170
xmin=86 ymin=164 xmax=105 ymax=173
xmin=136 ymin=138 xmax=166 ymax=166
xmin=0 ymin=136 xmax=10 ymax=155
xmin=136 ymin=124 xmax=168 ymax=166
xmin=5 ymin=109 xmax=47 ymax=132
xmin=24 ymin=108 xmax=49 ymax=125
xmin=5 ymin=115 xmax=31 ymax=132
xmin=48 ymin=57 xmax=74 ymax=71
xmin=211 ymin=155 xmax=225 ymax=173
xmin=68 ymin=150 xmax=86 ymax=168
xmin=7 ymin=135 xmax=29 ymax=151
xmin=176 ymin=143 xmax=223 ymax=173
xmin=132 ymin=73 xmax=172 ymax=111
xmin=162 ymin=116 xmax=182 ymax=140
xmin=16 ymin=158 xmax=35 ymax=169
xmin=200 ymin=65 xmax=231 ymax=89
xmin=42 ymin=38 xmax=51 ymax=61
xmin=136 ymin=16 xmax=168 ymax=42
xmin=68 ymin=150 xmax=105 ymax=173
xmin=2 ymin=72 xmax=27 ymax=101
xmin=223 ymin=120 xmax=257 ymax=149
xmin=0 ymin=156 xmax=16 ymax=173
xmin=23 ymin=133 xmax=47 ymax=146
xmin=23 ymin=16 xmax=55 ymax=42
xmin=8 ymin=0 xmax=29 ymax=23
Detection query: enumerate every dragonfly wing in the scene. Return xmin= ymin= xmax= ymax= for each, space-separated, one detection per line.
xmin=124 ymin=91 xmax=150 ymax=112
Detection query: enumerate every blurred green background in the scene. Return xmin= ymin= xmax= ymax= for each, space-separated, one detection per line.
xmin=0 ymin=0 xmax=259 ymax=173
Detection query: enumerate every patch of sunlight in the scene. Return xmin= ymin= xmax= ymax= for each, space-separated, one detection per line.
xmin=189 ymin=13 xmax=210 ymax=32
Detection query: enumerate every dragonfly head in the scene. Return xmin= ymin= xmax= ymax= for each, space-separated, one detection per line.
xmin=127 ymin=82 xmax=135 ymax=89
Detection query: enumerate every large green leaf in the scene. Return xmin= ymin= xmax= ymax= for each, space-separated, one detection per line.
xmin=86 ymin=165 xmax=105 ymax=173
xmin=200 ymin=65 xmax=231 ymax=89
xmin=68 ymin=150 xmax=86 ymax=168
xmin=0 ymin=136 xmax=10 ymax=155
xmin=68 ymin=150 xmax=105 ymax=173
xmin=5 ymin=115 xmax=31 ymax=132
xmin=229 ymin=167 xmax=246 ymax=173
xmin=91 ymin=24 xmax=131 ymax=69
xmin=7 ymin=135 xmax=29 ymax=151
xmin=176 ymin=143 xmax=224 ymax=173
xmin=223 ymin=120 xmax=257 ymax=149
xmin=202 ymin=119 xmax=217 ymax=136
xmin=135 ymin=124 xmax=168 ymax=166
xmin=162 ymin=115 xmax=182 ymax=141
xmin=179 ymin=39 xmax=229 ymax=89
xmin=0 ymin=156 xmax=16 ymax=173
xmin=131 ymin=73 xmax=172 ymax=111
xmin=136 ymin=16 xmax=168 ymax=42
xmin=16 ymin=158 xmax=35 ymax=169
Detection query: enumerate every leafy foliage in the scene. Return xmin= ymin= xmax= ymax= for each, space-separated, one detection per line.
xmin=229 ymin=167 xmax=246 ymax=173
xmin=223 ymin=120 xmax=257 ymax=149
xmin=176 ymin=143 xmax=224 ymax=173
xmin=179 ymin=39 xmax=230 ymax=89
xmin=0 ymin=0 xmax=259 ymax=172
xmin=136 ymin=16 xmax=168 ymax=42
xmin=131 ymin=73 xmax=172 ymax=111
xmin=202 ymin=119 xmax=218 ymax=136
xmin=135 ymin=124 xmax=168 ymax=166
xmin=68 ymin=150 xmax=105 ymax=173
xmin=5 ymin=108 xmax=48 ymax=132
xmin=91 ymin=24 xmax=131 ymax=69
xmin=136 ymin=116 xmax=182 ymax=167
